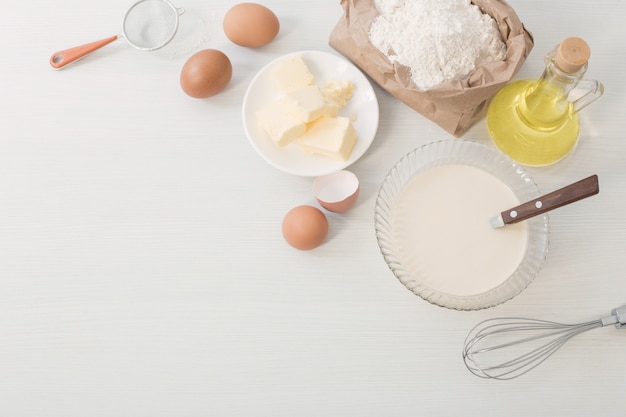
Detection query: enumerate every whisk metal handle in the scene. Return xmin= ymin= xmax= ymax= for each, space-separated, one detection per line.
xmin=606 ymin=305 xmax=626 ymax=328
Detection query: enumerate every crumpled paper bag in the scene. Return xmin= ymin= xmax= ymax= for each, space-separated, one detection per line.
xmin=329 ymin=0 xmax=534 ymax=137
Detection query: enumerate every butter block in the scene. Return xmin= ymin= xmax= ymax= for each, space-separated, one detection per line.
xmin=270 ymin=55 xmax=315 ymax=93
xmin=256 ymin=98 xmax=307 ymax=147
xmin=322 ymin=80 xmax=355 ymax=109
xmin=298 ymin=116 xmax=357 ymax=161
xmin=288 ymin=85 xmax=338 ymax=123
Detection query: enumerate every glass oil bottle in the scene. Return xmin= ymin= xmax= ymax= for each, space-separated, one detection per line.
xmin=487 ymin=37 xmax=603 ymax=166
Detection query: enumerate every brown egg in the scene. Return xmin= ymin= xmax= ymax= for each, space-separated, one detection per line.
xmin=282 ymin=205 xmax=329 ymax=250
xmin=180 ymin=49 xmax=232 ymax=98
xmin=223 ymin=3 xmax=280 ymax=48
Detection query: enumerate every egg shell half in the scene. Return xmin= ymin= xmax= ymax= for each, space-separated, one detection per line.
xmin=223 ymin=3 xmax=280 ymax=48
xmin=282 ymin=205 xmax=328 ymax=250
xmin=313 ymin=170 xmax=360 ymax=213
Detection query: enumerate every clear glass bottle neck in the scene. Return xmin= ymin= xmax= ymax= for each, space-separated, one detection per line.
xmin=539 ymin=48 xmax=589 ymax=96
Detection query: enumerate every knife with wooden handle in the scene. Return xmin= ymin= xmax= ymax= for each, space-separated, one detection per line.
xmin=490 ymin=174 xmax=600 ymax=228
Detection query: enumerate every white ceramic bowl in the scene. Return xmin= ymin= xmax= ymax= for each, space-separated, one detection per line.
xmin=374 ymin=140 xmax=550 ymax=310
xmin=242 ymin=50 xmax=379 ymax=177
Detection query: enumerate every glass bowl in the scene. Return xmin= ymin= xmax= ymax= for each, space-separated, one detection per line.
xmin=374 ymin=140 xmax=550 ymax=310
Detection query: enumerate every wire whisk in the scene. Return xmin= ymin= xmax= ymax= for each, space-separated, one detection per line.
xmin=462 ymin=305 xmax=626 ymax=380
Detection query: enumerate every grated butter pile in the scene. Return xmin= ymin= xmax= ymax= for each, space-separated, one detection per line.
xmin=257 ymin=56 xmax=357 ymax=161
xmin=369 ymin=0 xmax=506 ymax=91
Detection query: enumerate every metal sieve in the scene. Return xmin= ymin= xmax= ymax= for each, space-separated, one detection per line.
xmin=50 ymin=0 xmax=184 ymax=69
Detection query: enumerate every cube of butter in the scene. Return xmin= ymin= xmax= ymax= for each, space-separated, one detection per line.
xmin=256 ymin=98 xmax=307 ymax=147
xmin=298 ymin=116 xmax=357 ymax=161
xmin=288 ymin=85 xmax=338 ymax=123
xmin=270 ymin=55 xmax=315 ymax=93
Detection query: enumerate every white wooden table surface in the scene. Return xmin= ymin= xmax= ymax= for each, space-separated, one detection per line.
xmin=2 ymin=1 xmax=625 ymax=416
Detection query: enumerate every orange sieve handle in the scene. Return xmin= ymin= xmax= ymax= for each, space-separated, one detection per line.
xmin=50 ymin=35 xmax=119 ymax=69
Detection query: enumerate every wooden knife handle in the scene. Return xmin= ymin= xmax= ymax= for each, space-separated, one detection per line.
xmin=501 ymin=174 xmax=599 ymax=225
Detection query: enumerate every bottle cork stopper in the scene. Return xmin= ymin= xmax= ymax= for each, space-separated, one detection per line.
xmin=555 ymin=37 xmax=590 ymax=73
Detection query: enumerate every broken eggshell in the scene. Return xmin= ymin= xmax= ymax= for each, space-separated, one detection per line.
xmin=313 ymin=170 xmax=360 ymax=213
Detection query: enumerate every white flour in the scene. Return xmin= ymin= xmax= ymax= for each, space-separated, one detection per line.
xmin=369 ymin=0 xmax=506 ymax=90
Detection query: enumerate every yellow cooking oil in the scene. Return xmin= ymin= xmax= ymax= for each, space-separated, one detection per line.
xmin=487 ymin=79 xmax=579 ymax=167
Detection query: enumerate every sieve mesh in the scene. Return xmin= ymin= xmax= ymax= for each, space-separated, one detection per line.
xmin=123 ymin=0 xmax=179 ymax=50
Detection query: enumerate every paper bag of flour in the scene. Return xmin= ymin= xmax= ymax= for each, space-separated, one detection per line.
xmin=329 ymin=0 xmax=534 ymax=137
